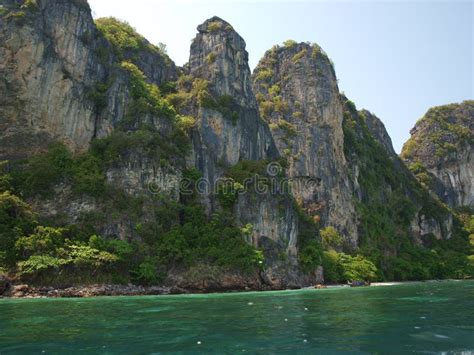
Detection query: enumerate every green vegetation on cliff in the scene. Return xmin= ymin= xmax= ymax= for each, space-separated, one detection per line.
xmin=400 ymin=101 xmax=473 ymax=209
xmin=319 ymin=226 xmax=378 ymax=283
xmin=401 ymin=101 xmax=474 ymax=159
xmin=342 ymin=97 xmax=473 ymax=281
xmin=95 ymin=17 xmax=169 ymax=62
xmin=165 ymin=75 xmax=240 ymax=125
xmin=0 ymin=160 xmax=264 ymax=285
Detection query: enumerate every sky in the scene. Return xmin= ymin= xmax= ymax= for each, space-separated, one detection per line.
xmin=88 ymin=0 xmax=473 ymax=153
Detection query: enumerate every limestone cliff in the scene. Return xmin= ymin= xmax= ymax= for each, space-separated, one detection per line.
xmin=185 ymin=17 xmax=277 ymax=178
xmin=251 ymin=40 xmax=457 ymax=272
xmin=360 ymin=109 xmax=396 ymax=156
xmin=0 ymin=0 xmax=186 ymax=242
xmin=0 ymin=5 xmax=322 ymax=289
xmin=252 ymin=42 xmax=358 ymax=246
xmin=0 ymin=1 xmax=470 ymax=289
xmin=401 ymin=101 xmax=474 ymax=208
xmin=0 ymin=1 xmax=178 ymax=158
xmin=176 ymin=18 xmax=320 ymax=287
xmin=342 ymin=97 xmax=454 ymax=258
xmin=0 ymin=0 xmax=104 ymax=157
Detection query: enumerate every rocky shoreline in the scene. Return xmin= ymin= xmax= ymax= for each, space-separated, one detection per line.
xmin=0 ymin=266 xmax=314 ymax=298
xmin=0 ymin=283 xmax=292 ymax=299
xmin=1 ymin=279 xmax=465 ymax=299
xmin=0 ymin=283 xmax=190 ymax=298
xmin=0 ymin=274 xmax=287 ymax=298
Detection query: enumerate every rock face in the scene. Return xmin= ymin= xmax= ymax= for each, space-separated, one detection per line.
xmin=182 ymin=18 xmax=317 ymax=287
xmin=0 ymin=0 xmax=105 ymax=158
xmin=0 ymin=1 xmax=184 ymax=237
xmin=252 ymin=42 xmax=357 ymax=245
xmin=93 ymin=16 xmax=178 ymax=134
xmin=342 ymin=97 xmax=453 ymax=248
xmin=0 ymin=2 xmax=178 ymax=158
xmin=402 ymin=101 xmax=474 ymax=208
xmin=360 ymin=109 xmax=396 ymax=156
xmin=0 ymin=6 xmax=320 ymax=288
xmin=186 ymin=17 xmax=277 ymax=176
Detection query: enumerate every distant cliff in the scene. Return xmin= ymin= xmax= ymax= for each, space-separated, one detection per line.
xmin=401 ymin=101 xmax=474 ymax=209
xmin=0 ymin=0 xmax=471 ymax=295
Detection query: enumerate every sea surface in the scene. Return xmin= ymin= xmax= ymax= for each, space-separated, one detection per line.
xmin=0 ymin=280 xmax=473 ymax=354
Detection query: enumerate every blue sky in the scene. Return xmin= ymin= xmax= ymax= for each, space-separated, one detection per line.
xmin=88 ymin=0 xmax=473 ymax=153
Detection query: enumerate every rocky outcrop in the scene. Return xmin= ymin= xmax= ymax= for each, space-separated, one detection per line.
xmin=360 ymin=109 xmax=396 ymax=156
xmin=189 ymin=17 xmax=254 ymax=107
xmin=182 ymin=18 xmax=318 ymax=287
xmin=401 ymin=101 xmax=474 ymax=208
xmin=252 ymin=42 xmax=357 ymax=246
xmin=0 ymin=0 xmax=107 ymax=157
xmin=0 ymin=0 xmax=186 ymax=240
xmin=95 ymin=17 xmax=177 ymax=87
xmin=105 ymin=154 xmax=182 ymax=199
xmin=0 ymin=2 xmax=179 ymax=158
xmin=342 ymin=97 xmax=453 ymax=248
xmin=186 ymin=17 xmax=277 ymax=174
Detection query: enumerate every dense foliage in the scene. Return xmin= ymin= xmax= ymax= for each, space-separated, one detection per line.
xmin=322 ymin=251 xmax=378 ymax=283
xmin=0 ymin=158 xmax=264 ymax=285
xmin=95 ymin=17 xmax=169 ymax=61
xmin=165 ymin=75 xmax=240 ymax=125
xmin=319 ymin=227 xmax=378 ymax=283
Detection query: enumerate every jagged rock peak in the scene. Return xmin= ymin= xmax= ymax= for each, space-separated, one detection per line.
xmin=359 ymin=109 xmax=396 ymax=156
xmin=196 ymin=16 xmax=236 ymax=34
xmin=47 ymin=0 xmax=90 ymax=10
xmin=402 ymin=100 xmax=474 ymax=166
xmin=254 ymin=41 xmax=337 ymax=85
xmin=253 ymin=41 xmax=339 ymax=119
xmin=401 ymin=100 xmax=474 ymax=207
xmin=252 ymin=40 xmax=358 ymax=245
xmin=188 ymin=16 xmax=254 ymax=104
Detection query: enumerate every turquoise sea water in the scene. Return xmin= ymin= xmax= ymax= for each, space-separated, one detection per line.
xmin=0 ymin=281 xmax=473 ymax=354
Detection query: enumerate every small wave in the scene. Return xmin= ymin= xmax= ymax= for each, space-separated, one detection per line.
xmin=136 ymin=307 xmax=172 ymax=313
xmin=410 ymin=332 xmax=451 ymax=342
